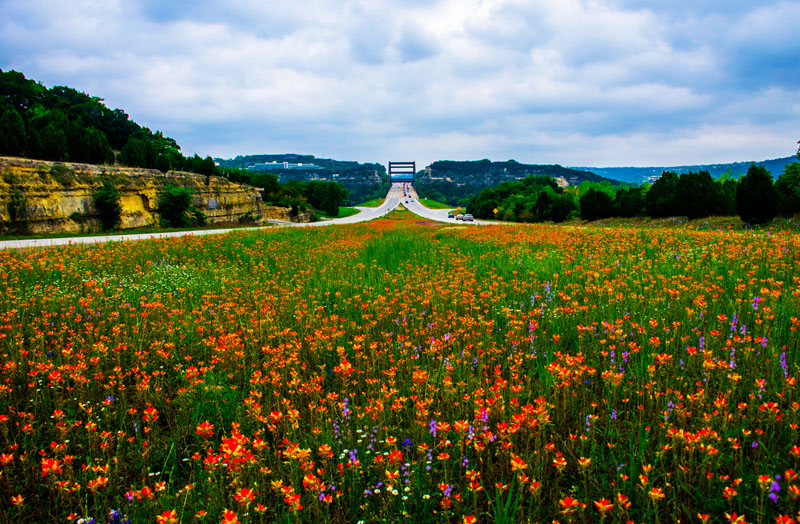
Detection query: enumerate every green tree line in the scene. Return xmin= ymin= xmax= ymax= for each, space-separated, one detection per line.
xmin=221 ymin=168 xmax=349 ymax=217
xmin=466 ymin=159 xmax=800 ymax=226
xmin=0 ymin=69 xmax=217 ymax=175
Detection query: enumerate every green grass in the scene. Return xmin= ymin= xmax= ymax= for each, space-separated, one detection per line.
xmin=314 ymin=207 xmax=362 ymax=219
xmin=418 ymin=198 xmax=455 ymax=209
xmin=0 ymin=221 xmax=269 ymax=241
xmin=356 ymin=197 xmax=384 ymax=207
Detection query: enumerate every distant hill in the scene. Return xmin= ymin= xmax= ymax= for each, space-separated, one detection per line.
xmin=215 ymin=154 xmax=388 ymax=205
xmin=575 ymin=156 xmax=797 ymax=185
xmin=415 ymin=159 xmax=622 ymax=206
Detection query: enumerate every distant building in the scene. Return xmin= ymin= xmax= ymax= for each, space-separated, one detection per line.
xmin=247 ymin=162 xmax=321 ymax=173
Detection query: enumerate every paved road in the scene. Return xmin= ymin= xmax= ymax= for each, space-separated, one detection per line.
xmin=0 ymin=183 xmax=501 ymax=250
xmin=274 ymin=182 xmax=404 ymax=227
xmin=0 ymin=226 xmax=274 ymax=250
xmin=400 ymin=184 xmax=503 ymax=225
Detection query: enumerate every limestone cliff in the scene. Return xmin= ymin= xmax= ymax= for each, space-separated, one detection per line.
xmin=0 ymin=157 xmax=303 ymax=234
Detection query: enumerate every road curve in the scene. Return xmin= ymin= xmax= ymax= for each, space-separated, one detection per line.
xmin=399 ymin=184 xmax=504 ymax=225
xmin=0 ymin=183 xmax=504 ymax=250
xmin=274 ymin=182 xmax=404 ymax=227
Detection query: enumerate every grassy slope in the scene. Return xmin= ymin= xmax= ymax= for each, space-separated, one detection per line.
xmin=313 ymin=207 xmax=361 ymax=219
xmin=418 ymin=198 xmax=455 ymax=209
xmin=356 ymin=197 xmax=384 ymax=208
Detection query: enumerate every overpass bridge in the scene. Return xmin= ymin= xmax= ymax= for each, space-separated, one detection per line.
xmin=388 ymin=161 xmax=415 ymax=183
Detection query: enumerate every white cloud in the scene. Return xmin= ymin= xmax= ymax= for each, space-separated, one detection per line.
xmin=1 ymin=0 xmax=798 ymax=168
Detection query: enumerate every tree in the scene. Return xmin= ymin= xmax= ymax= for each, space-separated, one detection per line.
xmin=39 ymin=123 xmax=68 ymax=161
xmin=306 ymin=180 xmax=348 ymax=216
xmin=580 ymin=188 xmax=614 ymax=221
xmin=65 ymin=120 xmax=91 ymax=163
xmin=197 ymin=156 xmax=217 ymax=177
xmin=155 ymin=153 xmax=172 ymax=173
xmin=677 ymin=170 xmax=722 ymax=219
xmin=93 ymin=180 xmax=122 ymax=231
xmin=614 ymin=186 xmax=644 ymax=217
xmin=0 ymin=70 xmax=47 ymax=113
xmin=251 ymin=172 xmax=279 ymax=202
xmin=645 ymin=171 xmax=680 ymax=217
xmin=0 ymin=107 xmax=27 ymax=156
xmin=158 ymin=185 xmax=194 ymax=227
xmin=736 ymin=164 xmax=778 ymax=224
xmin=532 ymin=190 xmax=554 ymax=222
xmin=718 ymin=173 xmax=738 ymax=216
xmin=85 ymin=127 xmax=114 ymax=165
xmin=119 ymin=137 xmax=148 ymax=167
xmin=26 ymin=126 xmax=41 ymax=158
xmin=549 ymin=193 xmax=577 ymax=223
xmin=775 ymin=162 xmax=800 ymax=217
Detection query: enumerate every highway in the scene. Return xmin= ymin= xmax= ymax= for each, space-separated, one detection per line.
xmin=274 ymin=182 xmax=404 ymax=227
xmin=0 ymin=182 xmax=499 ymax=249
xmin=399 ymin=183 xmax=503 ymax=225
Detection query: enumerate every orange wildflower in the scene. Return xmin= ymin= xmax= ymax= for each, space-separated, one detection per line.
xmin=234 ymin=487 xmax=255 ymax=507
xmin=156 ymin=510 xmax=178 ymax=524
xmin=41 ymin=457 xmax=63 ymax=477
xmin=220 ymin=509 xmax=240 ymax=524
xmin=510 ymin=454 xmax=527 ymax=472
xmin=559 ymin=495 xmax=580 ymax=514
xmin=594 ymin=498 xmax=613 ymax=514
xmin=196 ymin=421 xmax=214 ymax=439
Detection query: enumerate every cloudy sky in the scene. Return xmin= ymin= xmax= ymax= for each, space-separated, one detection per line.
xmin=1 ymin=0 xmax=799 ymax=168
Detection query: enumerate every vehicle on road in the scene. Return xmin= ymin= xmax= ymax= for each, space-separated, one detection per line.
xmin=464 ymin=214 xmax=474 ymax=222
xmin=447 ymin=213 xmax=454 ymax=219
xmin=456 ymin=214 xmax=464 ymax=220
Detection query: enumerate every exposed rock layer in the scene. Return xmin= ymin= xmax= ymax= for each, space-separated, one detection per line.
xmin=0 ymin=157 xmax=304 ymax=234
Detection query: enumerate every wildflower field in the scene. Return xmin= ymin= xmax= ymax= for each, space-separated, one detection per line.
xmin=1 ymin=214 xmax=799 ymax=524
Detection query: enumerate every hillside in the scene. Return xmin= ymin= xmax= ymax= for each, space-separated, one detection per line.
xmin=575 ymin=156 xmax=796 ymax=184
xmin=0 ymin=69 xmax=217 ymax=176
xmin=415 ymin=159 xmax=622 ymax=206
xmin=215 ymin=154 xmax=387 ymax=205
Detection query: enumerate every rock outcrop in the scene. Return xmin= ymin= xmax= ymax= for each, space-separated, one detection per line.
xmin=0 ymin=157 xmax=303 ymax=234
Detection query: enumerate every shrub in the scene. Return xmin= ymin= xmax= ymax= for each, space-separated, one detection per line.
xmin=93 ymin=180 xmax=122 ymax=231
xmin=736 ymin=164 xmax=778 ymax=224
xmin=158 ymin=185 xmax=194 ymax=227
xmin=49 ymin=164 xmax=74 ymax=186
xmin=191 ymin=208 xmax=207 ymax=227
xmin=8 ymin=188 xmax=27 ymax=223
xmin=238 ymin=211 xmax=257 ymax=224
